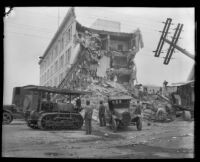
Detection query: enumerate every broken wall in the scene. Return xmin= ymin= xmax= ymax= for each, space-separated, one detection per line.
xmin=96 ymin=55 xmax=110 ymax=77
xmin=110 ymin=39 xmax=129 ymax=51
xmin=59 ymin=22 xmax=144 ymax=100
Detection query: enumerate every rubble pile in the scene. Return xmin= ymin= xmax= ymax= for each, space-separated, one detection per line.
xmin=58 ymin=27 xmax=140 ymax=105
xmin=57 ymin=22 xmax=177 ymax=122
xmin=59 ymin=23 xmax=143 ymax=91
xmin=142 ymin=94 xmax=175 ymax=122
xmin=82 ymin=79 xmax=132 ymax=107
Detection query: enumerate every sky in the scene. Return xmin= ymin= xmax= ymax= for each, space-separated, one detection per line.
xmin=3 ymin=7 xmax=195 ymax=104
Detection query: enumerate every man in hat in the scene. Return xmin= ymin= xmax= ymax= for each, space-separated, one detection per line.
xmin=98 ymin=100 xmax=106 ymax=127
xmin=84 ymin=100 xmax=93 ymax=135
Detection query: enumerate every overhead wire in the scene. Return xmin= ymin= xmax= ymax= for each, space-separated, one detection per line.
xmin=5 ymin=31 xmax=52 ymax=40
xmin=18 ymin=8 xmax=164 ymax=32
xmin=6 ymin=23 xmax=56 ymax=35
xmin=77 ymin=8 xmax=163 ymax=25
xmin=5 ymin=21 xmax=56 ymax=32
xmin=78 ymin=14 xmax=162 ymax=31
xmin=5 ymin=8 xmax=64 ymax=28
xmin=5 ymin=8 xmax=190 ymax=55
xmin=5 ymin=8 xmax=173 ymax=42
xmin=21 ymin=7 xmax=68 ymax=18
xmin=21 ymin=7 xmax=163 ymax=25
xmin=12 ymin=7 xmax=189 ymax=34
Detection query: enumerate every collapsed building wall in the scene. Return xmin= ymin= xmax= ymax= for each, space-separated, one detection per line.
xmin=59 ymin=21 xmax=144 ymax=94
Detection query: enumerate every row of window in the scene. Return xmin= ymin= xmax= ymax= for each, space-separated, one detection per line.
xmin=40 ymin=47 xmax=71 ymax=84
xmin=41 ymin=70 xmax=67 ymax=87
xmin=40 ymin=26 xmax=72 ymax=74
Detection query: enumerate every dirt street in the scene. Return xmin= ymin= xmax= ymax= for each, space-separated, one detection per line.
xmin=2 ymin=119 xmax=194 ymax=159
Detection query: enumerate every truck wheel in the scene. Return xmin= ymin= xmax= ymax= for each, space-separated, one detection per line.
xmin=136 ymin=118 xmax=142 ymax=131
xmin=156 ymin=108 xmax=166 ymax=121
xmin=183 ymin=111 xmax=191 ymax=121
xmin=111 ymin=118 xmax=117 ymax=132
xmin=3 ymin=111 xmax=13 ymax=125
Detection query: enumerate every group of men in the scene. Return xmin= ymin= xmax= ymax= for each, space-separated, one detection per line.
xmin=84 ymin=100 xmax=106 ymax=135
xmin=84 ymin=99 xmax=143 ymax=135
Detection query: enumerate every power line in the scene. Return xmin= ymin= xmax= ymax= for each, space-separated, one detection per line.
xmin=17 ymin=8 xmax=60 ymax=19
xmin=96 ymin=8 xmax=164 ymax=24
xmin=21 ymin=8 xmax=68 ymax=18
xmin=6 ymin=9 xmax=163 ymax=34
xmin=6 ymin=9 xmax=64 ymax=27
xmin=22 ymin=7 xmax=163 ymax=26
xmin=78 ymin=8 xmax=162 ymax=25
xmin=5 ymin=31 xmax=52 ymax=40
xmin=14 ymin=8 xmax=190 ymax=35
xmin=80 ymin=16 xmax=161 ymax=33
xmin=80 ymin=14 xmax=162 ymax=31
xmin=5 ymin=21 xmax=57 ymax=32
xmin=6 ymin=23 xmax=55 ymax=34
xmin=120 ymin=25 xmax=159 ymax=33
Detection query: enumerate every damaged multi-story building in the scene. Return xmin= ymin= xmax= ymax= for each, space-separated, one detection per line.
xmin=39 ymin=7 xmax=144 ymax=92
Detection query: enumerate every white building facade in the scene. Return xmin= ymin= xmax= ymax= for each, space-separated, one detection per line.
xmin=39 ymin=8 xmax=76 ymax=87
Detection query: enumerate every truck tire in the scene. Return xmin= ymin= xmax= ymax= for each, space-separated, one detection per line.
xmin=136 ymin=117 xmax=142 ymax=131
xmin=3 ymin=111 xmax=13 ymax=125
xmin=183 ymin=111 xmax=191 ymax=121
xmin=156 ymin=108 xmax=166 ymax=121
xmin=111 ymin=118 xmax=118 ymax=132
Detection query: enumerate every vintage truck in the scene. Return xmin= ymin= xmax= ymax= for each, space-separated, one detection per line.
xmin=105 ymin=96 xmax=142 ymax=132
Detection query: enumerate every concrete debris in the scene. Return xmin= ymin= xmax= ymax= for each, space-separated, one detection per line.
xmin=104 ymin=133 xmax=109 ymax=137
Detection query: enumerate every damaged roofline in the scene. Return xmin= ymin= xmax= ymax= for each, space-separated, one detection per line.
xmin=76 ymin=21 xmax=136 ymax=38
xmin=39 ymin=7 xmax=76 ymax=65
xmin=39 ymin=7 xmax=141 ymax=65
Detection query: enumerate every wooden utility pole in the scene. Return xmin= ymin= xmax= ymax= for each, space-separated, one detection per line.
xmin=164 ymin=23 xmax=183 ymax=64
xmin=154 ymin=18 xmax=172 ymax=57
xmin=154 ymin=18 xmax=194 ymax=65
xmin=163 ymin=38 xmax=195 ymax=60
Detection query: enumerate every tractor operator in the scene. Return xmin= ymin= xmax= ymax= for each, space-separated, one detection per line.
xmin=135 ymin=100 xmax=143 ymax=115
xmin=75 ymin=97 xmax=82 ymax=112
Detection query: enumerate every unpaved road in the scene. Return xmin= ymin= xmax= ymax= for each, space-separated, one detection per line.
xmin=2 ymin=119 xmax=194 ymax=158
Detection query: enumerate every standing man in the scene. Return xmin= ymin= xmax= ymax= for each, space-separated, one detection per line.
xmin=75 ymin=97 xmax=82 ymax=112
xmin=162 ymin=80 xmax=168 ymax=96
xmin=84 ymin=100 xmax=93 ymax=135
xmin=98 ymin=100 xmax=106 ymax=127
xmin=135 ymin=100 xmax=142 ymax=115
xmin=138 ymin=84 xmax=143 ymax=101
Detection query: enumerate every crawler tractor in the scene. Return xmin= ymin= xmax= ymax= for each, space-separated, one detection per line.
xmin=11 ymin=85 xmax=88 ymax=130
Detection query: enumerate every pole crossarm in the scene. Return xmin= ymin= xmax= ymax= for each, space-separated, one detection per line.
xmin=154 ymin=18 xmax=172 ymax=57
xmin=163 ymin=24 xmax=183 ymax=64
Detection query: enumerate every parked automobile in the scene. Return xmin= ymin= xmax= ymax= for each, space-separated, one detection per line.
xmin=105 ymin=96 xmax=142 ymax=132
